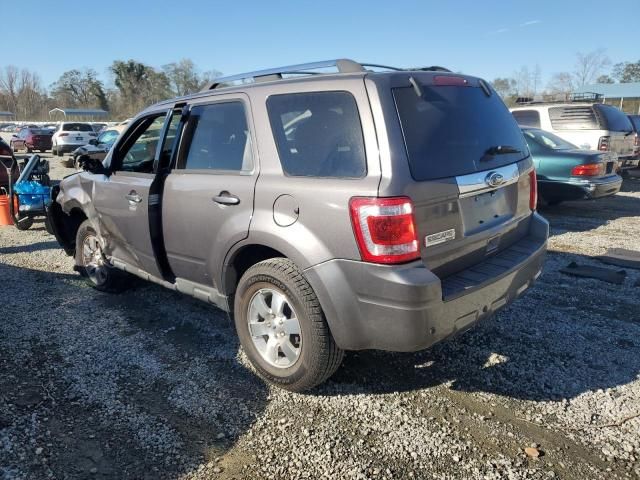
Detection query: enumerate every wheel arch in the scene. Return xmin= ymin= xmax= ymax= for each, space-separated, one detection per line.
xmin=222 ymin=243 xmax=287 ymax=297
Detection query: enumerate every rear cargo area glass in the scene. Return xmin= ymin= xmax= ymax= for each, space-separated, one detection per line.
xmin=393 ymin=85 xmax=527 ymax=181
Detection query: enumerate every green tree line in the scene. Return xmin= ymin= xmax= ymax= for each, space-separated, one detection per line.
xmin=0 ymin=58 xmax=220 ymax=121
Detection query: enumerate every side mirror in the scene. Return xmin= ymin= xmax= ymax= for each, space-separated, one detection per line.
xmin=89 ymin=139 xmax=98 ymax=146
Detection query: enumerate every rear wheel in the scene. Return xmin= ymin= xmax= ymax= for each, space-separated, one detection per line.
xmin=14 ymin=215 xmax=33 ymax=231
xmin=234 ymin=258 xmax=344 ymax=392
xmin=75 ymin=220 xmax=131 ymax=293
xmin=25 ymin=146 xmax=32 ymax=153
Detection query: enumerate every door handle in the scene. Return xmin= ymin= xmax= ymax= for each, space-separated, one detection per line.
xmin=125 ymin=192 xmax=143 ymax=204
xmin=212 ymin=191 xmax=240 ymax=206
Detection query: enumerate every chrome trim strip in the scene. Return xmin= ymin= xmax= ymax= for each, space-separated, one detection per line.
xmin=456 ymin=163 xmax=520 ymax=198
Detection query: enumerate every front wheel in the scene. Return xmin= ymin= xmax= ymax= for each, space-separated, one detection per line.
xmin=234 ymin=258 xmax=344 ymax=392
xmin=75 ymin=219 xmax=131 ymax=293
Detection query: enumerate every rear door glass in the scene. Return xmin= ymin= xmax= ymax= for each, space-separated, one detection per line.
xmin=394 ymin=84 xmax=527 ymax=181
xmin=267 ymin=91 xmax=366 ymax=178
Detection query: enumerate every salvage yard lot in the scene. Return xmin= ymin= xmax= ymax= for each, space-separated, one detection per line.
xmin=1 ymin=153 xmax=639 ymax=479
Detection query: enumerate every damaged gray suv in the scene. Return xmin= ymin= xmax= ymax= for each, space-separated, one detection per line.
xmin=49 ymin=59 xmax=548 ymax=391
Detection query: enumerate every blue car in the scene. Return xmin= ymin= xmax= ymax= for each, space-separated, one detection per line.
xmin=522 ymin=127 xmax=623 ymax=206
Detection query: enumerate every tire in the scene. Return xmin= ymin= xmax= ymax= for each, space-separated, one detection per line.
xmin=25 ymin=146 xmax=32 ymax=153
xmin=75 ymin=219 xmax=131 ymax=293
xmin=14 ymin=216 xmax=33 ymax=231
xmin=234 ymin=258 xmax=344 ymax=392
xmin=51 ymin=145 xmax=57 ymax=156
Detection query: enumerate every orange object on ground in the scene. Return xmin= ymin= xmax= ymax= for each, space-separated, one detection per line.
xmin=0 ymin=194 xmax=17 ymax=226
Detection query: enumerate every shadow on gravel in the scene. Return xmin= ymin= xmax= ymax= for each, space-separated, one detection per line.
xmin=323 ymin=250 xmax=640 ymax=403
xmin=541 ymin=176 xmax=640 ymax=234
xmin=0 ymin=262 xmax=268 ymax=480
xmin=0 ymin=239 xmax=59 ymax=254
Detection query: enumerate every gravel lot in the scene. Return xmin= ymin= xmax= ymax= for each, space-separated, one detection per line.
xmin=1 ymin=143 xmax=639 ymax=479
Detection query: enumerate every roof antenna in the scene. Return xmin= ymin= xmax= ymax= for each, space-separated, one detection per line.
xmin=409 ymin=77 xmax=423 ymax=98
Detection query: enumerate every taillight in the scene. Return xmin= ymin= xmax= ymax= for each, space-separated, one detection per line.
xmin=529 ymin=170 xmax=537 ymax=211
xmin=349 ymin=197 xmax=420 ymax=264
xmin=634 ymin=134 xmax=639 ymax=148
xmin=598 ymin=136 xmax=610 ymax=151
xmin=571 ymin=163 xmax=605 ymax=177
xmin=59 ymin=133 xmax=68 ymax=137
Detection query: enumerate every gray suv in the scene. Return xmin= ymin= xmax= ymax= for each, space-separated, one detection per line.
xmin=49 ymin=59 xmax=548 ymax=391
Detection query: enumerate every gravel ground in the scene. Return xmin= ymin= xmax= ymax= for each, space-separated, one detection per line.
xmin=1 ymin=146 xmax=639 ymax=479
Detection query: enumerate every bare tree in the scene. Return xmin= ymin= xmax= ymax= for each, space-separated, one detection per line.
xmin=0 ymin=66 xmax=20 ymax=114
xmin=574 ymin=49 xmax=610 ymax=87
xmin=546 ymin=72 xmax=575 ymax=97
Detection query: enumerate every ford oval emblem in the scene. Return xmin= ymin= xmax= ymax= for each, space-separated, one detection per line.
xmin=486 ymin=172 xmax=505 ymax=188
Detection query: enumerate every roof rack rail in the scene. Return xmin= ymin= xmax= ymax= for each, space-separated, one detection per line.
xmin=515 ymin=91 xmax=604 ymax=105
xmin=201 ymin=59 xmax=423 ymax=91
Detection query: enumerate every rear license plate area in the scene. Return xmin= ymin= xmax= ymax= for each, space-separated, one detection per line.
xmin=460 ymin=188 xmax=514 ymax=235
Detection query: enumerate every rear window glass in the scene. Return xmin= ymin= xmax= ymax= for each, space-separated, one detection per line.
xmin=267 ymin=91 xmax=366 ymax=178
xmin=512 ymin=110 xmax=541 ymax=128
xmin=62 ymin=123 xmax=93 ymax=132
xmin=394 ymin=84 xmax=528 ymax=181
xmin=594 ymin=104 xmax=634 ymax=132
xmin=548 ymin=106 xmax=599 ymax=130
xmin=30 ymin=129 xmax=50 ymax=135
xmin=523 ymin=129 xmax=577 ymax=150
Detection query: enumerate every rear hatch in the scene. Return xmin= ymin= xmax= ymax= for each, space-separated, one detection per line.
xmin=593 ymin=104 xmax=635 ymax=159
xmin=61 ymin=123 xmax=95 ymax=144
xmin=389 ymin=73 xmax=535 ymax=279
xmin=31 ymin=129 xmax=52 ymax=146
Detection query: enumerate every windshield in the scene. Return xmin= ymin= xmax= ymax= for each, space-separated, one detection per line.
xmin=522 ymin=129 xmax=577 ymax=150
xmin=62 ymin=123 xmax=93 ymax=132
xmin=98 ymin=130 xmax=119 ymax=144
xmin=394 ymin=83 xmax=528 ymax=181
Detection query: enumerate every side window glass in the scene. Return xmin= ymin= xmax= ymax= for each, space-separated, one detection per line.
xmin=159 ymin=112 xmax=182 ymax=168
xmin=512 ymin=110 xmax=540 ymax=128
xmin=181 ymin=102 xmax=252 ymax=172
xmin=119 ymin=116 xmax=166 ymax=173
xmin=266 ymin=91 xmax=366 ymax=178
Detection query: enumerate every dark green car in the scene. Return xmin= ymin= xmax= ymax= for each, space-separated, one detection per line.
xmin=522 ymin=128 xmax=622 ymax=206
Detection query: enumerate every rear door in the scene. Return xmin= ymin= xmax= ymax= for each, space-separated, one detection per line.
xmin=92 ymin=112 xmax=174 ymax=277
xmin=388 ymin=74 xmax=534 ymax=278
xmin=162 ymin=94 xmax=257 ymax=289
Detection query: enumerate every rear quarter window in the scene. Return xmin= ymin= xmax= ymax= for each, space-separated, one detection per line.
xmin=548 ymin=106 xmax=599 ymax=130
xmin=267 ymin=91 xmax=366 ymax=178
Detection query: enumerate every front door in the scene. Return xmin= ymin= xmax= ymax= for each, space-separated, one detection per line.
xmin=162 ymin=96 xmax=258 ymax=289
xmin=92 ymin=113 xmax=171 ymax=278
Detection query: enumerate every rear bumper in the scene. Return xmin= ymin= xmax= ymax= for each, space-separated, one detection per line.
xmin=539 ymin=175 xmax=622 ymax=201
xmin=305 ymin=213 xmax=548 ymax=352
xmin=621 ymin=158 xmax=640 ymax=169
xmin=56 ymin=144 xmax=84 ymax=154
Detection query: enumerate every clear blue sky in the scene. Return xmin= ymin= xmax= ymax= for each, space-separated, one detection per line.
xmin=4 ymin=0 xmax=636 ymax=89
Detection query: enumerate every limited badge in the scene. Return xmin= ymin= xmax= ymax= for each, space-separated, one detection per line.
xmin=425 ymin=229 xmax=456 ymax=247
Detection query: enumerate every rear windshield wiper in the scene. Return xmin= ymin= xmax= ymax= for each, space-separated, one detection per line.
xmin=483 ymin=145 xmax=522 ymax=157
